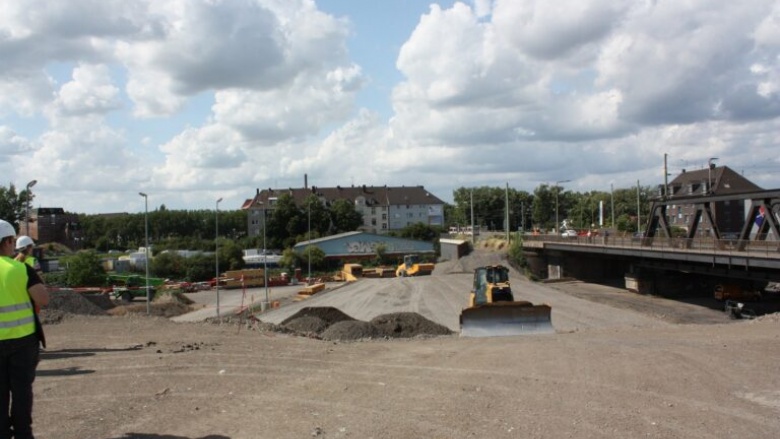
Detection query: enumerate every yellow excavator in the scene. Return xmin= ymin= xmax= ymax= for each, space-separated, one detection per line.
xmin=395 ymin=254 xmax=435 ymax=277
xmin=460 ymin=265 xmax=554 ymax=337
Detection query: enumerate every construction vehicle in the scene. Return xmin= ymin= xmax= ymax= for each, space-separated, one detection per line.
xmin=106 ymin=274 xmax=163 ymax=302
xmin=459 ymin=265 xmax=554 ymax=337
xmin=714 ymin=284 xmax=762 ymax=301
xmin=395 ymin=254 xmax=435 ymax=277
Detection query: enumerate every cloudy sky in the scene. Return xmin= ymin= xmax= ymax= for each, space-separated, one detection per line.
xmin=2 ymin=0 xmax=779 ymax=214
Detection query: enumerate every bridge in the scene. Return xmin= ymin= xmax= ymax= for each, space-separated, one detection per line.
xmin=517 ymin=189 xmax=780 ymax=306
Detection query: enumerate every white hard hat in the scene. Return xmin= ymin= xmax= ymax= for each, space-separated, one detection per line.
xmin=16 ymin=235 xmax=34 ymax=250
xmin=0 ymin=220 xmax=15 ymax=240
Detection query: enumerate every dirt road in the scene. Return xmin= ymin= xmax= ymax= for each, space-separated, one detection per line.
xmin=33 ymin=251 xmax=780 ymax=438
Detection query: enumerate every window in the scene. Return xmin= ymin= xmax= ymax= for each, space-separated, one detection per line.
xmin=382 ymin=223 xmax=387 ymax=229
xmin=382 ymin=214 xmax=387 ymax=220
xmin=371 ymin=219 xmax=377 ymax=226
xmin=371 ymin=207 xmax=376 ymax=214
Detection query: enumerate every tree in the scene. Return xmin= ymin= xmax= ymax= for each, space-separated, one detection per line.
xmin=62 ymin=251 xmax=106 ymax=287
xmin=152 ymin=252 xmax=187 ymax=279
xmin=330 ymin=199 xmax=363 ymax=233
xmin=185 ymin=255 xmax=216 ymax=282
xmin=300 ymin=245 xmax=326 ymax=270
xmin=266 ymin=194 xmax=305 ymax=248
xmin=218 ymin=239 xmax=245 ymax=271
xmin=397 ymin=222 xmax=439 ymax=242
xmin=0 ymin=183 xmax=33 ymax=229
xmin=278 ymin=248 xmax=300 ymax=272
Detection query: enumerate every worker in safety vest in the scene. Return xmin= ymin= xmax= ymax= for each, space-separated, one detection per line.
xmin=15 ymin=235 xmax=41 ymax=274
xmin=0 ymin=220 xmax=48 ymax=439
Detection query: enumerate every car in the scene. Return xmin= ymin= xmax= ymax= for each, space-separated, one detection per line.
xmin=561 ymin=229 xmax=578 ymax=237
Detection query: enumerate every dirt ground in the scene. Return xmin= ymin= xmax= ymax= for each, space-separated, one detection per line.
xmin=34 ymin=250 xmax=780 ymax=439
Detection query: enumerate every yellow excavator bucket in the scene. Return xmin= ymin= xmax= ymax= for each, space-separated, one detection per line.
xmin=460 ymin=302 xmax=554 ymax=337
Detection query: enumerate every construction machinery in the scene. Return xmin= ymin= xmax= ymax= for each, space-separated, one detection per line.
xmin=714 ymin=283 xmax=762 ymax=302
xmin=105 ymin=274 xmax=164 ymax=302
xmin=459 ymin=265 xmax=554 ymax=337
xmin=395 ymin=254 xmax=435 ymax=277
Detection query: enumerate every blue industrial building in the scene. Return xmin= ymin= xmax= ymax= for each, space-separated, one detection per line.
xmin=293 ymin=231 xmax=434 ymax=261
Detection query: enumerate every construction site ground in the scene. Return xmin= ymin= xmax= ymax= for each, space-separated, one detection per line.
xmin=36 ymin=250 xmax=780 ymax=439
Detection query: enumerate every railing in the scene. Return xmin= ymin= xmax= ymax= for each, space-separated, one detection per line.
xmin=522 ymin=234 xmax=780 ymax=258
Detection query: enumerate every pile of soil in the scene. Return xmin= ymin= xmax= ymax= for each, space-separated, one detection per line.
xmin=109 ymin=292 xmax=196 ymax=318
xmin=40 ymin=289 xmax=109 ymax=324
xmin=274 ymin=307 xmax=453 ymax=341
xmin=370 ymin=312 xmax=453 ymax=338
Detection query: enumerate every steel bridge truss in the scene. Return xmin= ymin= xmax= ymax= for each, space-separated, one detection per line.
xmin=644 ymin=189 xmax=780 ymax=251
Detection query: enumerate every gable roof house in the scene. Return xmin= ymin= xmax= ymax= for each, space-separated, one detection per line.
xmin=665 ymin=165 xmax=762 ymax=235
xmin=241 ymin=184 xmax=446 ymax=237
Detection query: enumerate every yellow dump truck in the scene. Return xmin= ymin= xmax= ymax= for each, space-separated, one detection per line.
xmin=395 ymin=254 xmax=435 ymax=277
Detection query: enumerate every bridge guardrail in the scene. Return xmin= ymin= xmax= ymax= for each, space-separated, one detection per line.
xmin=522 ymin=234 xmax=780 ymax=258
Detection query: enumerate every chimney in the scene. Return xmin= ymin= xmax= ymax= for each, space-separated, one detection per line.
xmin=304 ymin=174 xmax=308 ymax=190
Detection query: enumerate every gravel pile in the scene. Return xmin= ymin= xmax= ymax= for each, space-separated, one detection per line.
xmin=275 ymin=307 xmax=453 ymax=341
xmin=40 ymin=289 xmax=109 ymax=324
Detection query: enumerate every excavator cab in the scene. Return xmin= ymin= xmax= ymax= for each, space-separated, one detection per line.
xmin=461 ymin=265 xmax=554 ymax=337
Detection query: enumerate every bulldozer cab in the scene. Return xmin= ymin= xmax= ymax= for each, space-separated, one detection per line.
xmin=403 ymin=254 xmax=420 ymax=268
xmin=472 ymin=265 xmax=512 ymax=306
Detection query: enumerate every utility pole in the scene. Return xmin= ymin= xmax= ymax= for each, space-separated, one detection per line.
xmin=505 ymin=183 xmax=509 ymax=241
xmin=610 ymin=183 xmax=615 ymax=228
xmin=521 ymin=201 xmax=525 ymax=233
xmin=664 ymin=153 xmax=669 ymax=199
xmin=636 ymin=180 xmax=641 ymax=234
xmin=470 ymin=189 xmax=474 ymax=245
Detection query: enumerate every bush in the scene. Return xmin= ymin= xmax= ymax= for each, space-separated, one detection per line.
xmin=152 ymin=252 xmax=187 ymax=279
xmin=61 ymin=251 xmax=107 ymax=287
xmin=507 ymin=232 xmax=525 ymax=269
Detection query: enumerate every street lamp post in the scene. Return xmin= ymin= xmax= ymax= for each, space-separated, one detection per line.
xmin=708 ymin=157 xmax=719 ymax=194
xmin=262 ymin=202 xmax=269 ymax=310
xmin=138 ymin=192 xmax=150 ymax=316
xmin=636 ymin=180 xmax=641 ymax=234
xmin=25 ymin=180 xmax=37 ymax=235
xmin=215 ymin=198 xmax=223 ymax=318
xmin=307 ymin=200 xmax=311 ymax=285
xmin=554 ymin=180 xmax=571 ymax=234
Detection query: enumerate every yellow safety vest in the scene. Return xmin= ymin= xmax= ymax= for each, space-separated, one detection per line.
xmin=0 ymin=256 xmax=35 ymax=341
xmin=23 ymin=255 xmax=39 ymax=270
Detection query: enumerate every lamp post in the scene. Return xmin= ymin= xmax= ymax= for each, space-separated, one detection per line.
xmin=262 ymin=202 xmax=269 ymax=310
xmin=215 ymin=197 xmax=223 ymax=318
xmin=307 ymin=199 xmax=311 ymax=285
xmin=554 ymin=180 xmax=571 ymax=234
xmin=138 ymin=192 xmax=150 ymax=316
xmin=636 ymin=180 xmax=641 ymax=234
xmin=25 ymin=180 xmax=37 ymax=235
xmin=610 ymin=183 xmax=615 ymax=228
xmin=708 ymin=157 xmax=719 ymax=194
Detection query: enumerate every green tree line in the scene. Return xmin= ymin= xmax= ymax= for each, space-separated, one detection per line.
xmin=448 ymin=184 xmax=655 ymax=233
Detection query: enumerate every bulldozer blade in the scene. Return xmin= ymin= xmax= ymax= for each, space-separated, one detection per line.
xmin=460 ymin=302 xmax=554 ymax=337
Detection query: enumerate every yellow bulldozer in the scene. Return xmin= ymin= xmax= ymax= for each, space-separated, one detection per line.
xmin=459 ymin=265 xmax=553 ymax=337
xmin=395 ymin=254 xmax=435 ymax=277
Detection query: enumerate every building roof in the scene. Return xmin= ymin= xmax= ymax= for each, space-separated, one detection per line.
xmin=242 ymin=185 xmax=446 ymax=209
xmin=668 ymin=166 xmax=762 ymax=196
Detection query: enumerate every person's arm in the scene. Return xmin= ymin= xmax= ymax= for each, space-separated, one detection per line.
xmin=28 ymin=284 xmax=48 ymax=307
xmin=25 ymin=264 xmax=49 ymax=306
